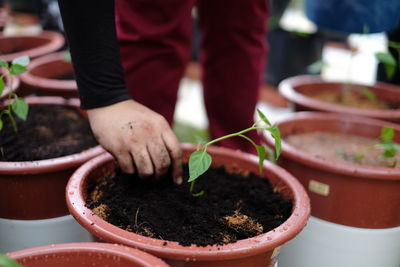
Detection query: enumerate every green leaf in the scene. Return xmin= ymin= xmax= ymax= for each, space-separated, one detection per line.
xmin=361 ymin=88 xmax=376 ymax=102
xmin=257 ymin=109 xmax=271 ymax=126
xmin=388 ymin=41 xmax=400 ymax=50
xmin=63 ymin=51 xmax=71 ymax=62
xmin=382 ymin=147 xmax=396 ymax=158
xmin=12 ymin=56 xmax=30 ymax=67
xmin=0 ymin=119 xmax=3 ymax=131
xmin=192 ymin=190 xmax=205 ymax=197
xmin=10 ymin=64 xmax=27 ymax=75
xmin=256 ymin=145 xmax=266 ymax=175
xmin=375 ymin=52 xmax=397 ymax=80
xmin=11 ymin=98 xmax=29 ymax=120
xmin=268 ymin=125 xmax=281 ymax=159
xmin=0 ymin=254 xmax=23 ymax=267
xmin=0 ymin=59 xmax=9 ymax=69
xmin=307 ymin=60 xmax=327 ymax=74
xmin=293 ymin=31 xmax=310 ymax=38
xmin=381 ymin=126 xmax=394 ymax=142
xmin=188 ymin=150 xmax=212 ymax=182
xmin=0 ymin=77 xmax=4 ymax=96
xmin=194 ymin=135 xmax=207 ymax=146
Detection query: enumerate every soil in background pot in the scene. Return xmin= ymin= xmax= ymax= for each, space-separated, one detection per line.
xmin=87 ymin=165 xmax=293 ymax=247
xmin=0 ymin=105 xmax=97 ymax=161
xmin=306 ymin=89 xmax=398 ymax=110
xmin=286 ymin=132 xmax=400 ymax=168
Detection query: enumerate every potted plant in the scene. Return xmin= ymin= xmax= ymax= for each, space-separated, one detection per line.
xmin=263 ymin=112 xmax=400 ymax=267
xmin=19 ymin=51 xmax=77 ymax=98
xmin=0 ymin=31 xmax=64 ymax=62
xmin=2 ymin=242 xmax=169 ymax=267
xmin=279 ymin=74 xmax=400 ymax=122
xmin=0 ymin=57 xmax=104 ymax=252
xmin=65 ymin=111 xmax=310 ymax=267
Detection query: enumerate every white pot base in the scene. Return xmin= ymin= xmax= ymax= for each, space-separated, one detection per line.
xmin=278 ymin=216 xmax=400 ymax=267
xmin=0 ymin=215 xmax=93 ymax=253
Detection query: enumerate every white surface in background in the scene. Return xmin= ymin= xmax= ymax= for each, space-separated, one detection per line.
xmin=278 ymin=216 xmax=400 ymax=267
xmin=280 ymin=5 xmax=318 ymax=34
xmin=174 ymin=77 xmax=208 ymax=129
xmin=322 ymin=33 xmax=387 ymax=85
xmin=0 ymin=215 xmax=92 ymax=253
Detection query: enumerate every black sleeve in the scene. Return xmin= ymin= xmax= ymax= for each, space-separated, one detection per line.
xmin=58 ymin=0 xmax=131 ymax=109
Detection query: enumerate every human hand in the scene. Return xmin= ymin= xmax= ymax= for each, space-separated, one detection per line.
xmin=87 ymin=99 xmax=182 ymax=184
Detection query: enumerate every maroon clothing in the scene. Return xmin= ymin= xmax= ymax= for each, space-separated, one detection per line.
xmin=116 ymin=0 xmax=268 ymax=153
xmin=59 ymin=0 xmax=269 ymax=153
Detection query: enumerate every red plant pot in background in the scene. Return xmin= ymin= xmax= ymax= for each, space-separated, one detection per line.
xmin=263 ymin=112 xmax=400 ymax=229
xmin=279 ymin=75 xmax=400 ymax=122
xmin=20 ymin=52 xmax=78 ymax=98
xmin=0 ymin=96 xmax=104 ymax=220
xmin=7 ymin=242 xmax=169 ymax=267
xmin=0 ymin=31 xmax=64 ymax=62
xmin=66 ymin=144 xmax=310 ymax=267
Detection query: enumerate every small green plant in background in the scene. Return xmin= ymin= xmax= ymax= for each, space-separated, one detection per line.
xmin=375 ymin=41 xmax=400 ymax=81
xmin=187 ymin=109 xmax=281 ymax=196
xmin=0 ymin=254 xmax=23 ymax=267
xmin=376 ymin=126 xmax=400 ymax=167
xmin=0 ymin=56 xmax=30 ymax=132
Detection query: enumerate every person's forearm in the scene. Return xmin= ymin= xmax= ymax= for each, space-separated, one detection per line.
xmin=58 ymin=0 xmax=131 ymax=109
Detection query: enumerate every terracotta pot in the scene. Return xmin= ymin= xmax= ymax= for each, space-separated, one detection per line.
xmin=0 ymin=68 xmax=20 ymax=101
xmin=66 ymin=144 xmax=310 ymax=267
xmin=279 ymin=75 xmax=400 ymax=122
xmin=0 ymin=96 xmax=104 ymax=220
xmin=0 ymin=31 xmax=64 ymax=62
xmin=20 ymin=51 xmax=77 ymax=97
xmin=263 ymin=112 xmax=400 ymax=229
xmin=7 ymin=242 xmax=169 ymax=267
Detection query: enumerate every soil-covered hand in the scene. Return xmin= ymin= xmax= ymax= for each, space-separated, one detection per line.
xmin=87 ymin=99 xmax=182 ymax=184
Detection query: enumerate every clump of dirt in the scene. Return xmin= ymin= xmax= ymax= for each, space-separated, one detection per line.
xmin=0 ymin=105 xmax=97 ymax=161
xmin=224 ymin=210 xmax=264 ymax=236
xmin=87 ymin=165 xmax=293 ymax=247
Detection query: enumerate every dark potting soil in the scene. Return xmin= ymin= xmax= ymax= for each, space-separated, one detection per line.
xmin=55 ymin=72 xmax=75 ymax=81
xmin=0 ymin=105 xmax=97 ymax=161
xmin=87 ymin=165 xmax=293 ymax=247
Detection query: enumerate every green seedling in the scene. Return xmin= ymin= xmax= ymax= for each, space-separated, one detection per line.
xmin=0 ymin=56 xmax=30 ymax=132
xmin=0 ymin=254 xmax=23 ymax=267
xmin=360 ymin=88 xmax=376 ymax=102
xmin=375 ymin=41 xmax=400 ymax=81
xmin=375 ymin=126 xmax=400 ymax=167
xmin=187 ymin=109 xmax=281 ymax=196
xmin=336 ymin=150 xmax=364 ymax=164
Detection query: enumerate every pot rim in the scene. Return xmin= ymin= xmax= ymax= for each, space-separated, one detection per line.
xmin=279 ymin=75 xmax=400 ymax=120
xmin=0 ymin=31 xmax=65 ymax=62
xmin=0 ymin=96 xmax=104 ymax=174
xmin=20 ymin=51 xmax=77 ymax=91
xmin=7 ymin=242 xmax=169 ymax=266
xmin=263 ymin=112 xmax=400 ymax=180
xmin=66 ymin=144 xmax=310 ymax=261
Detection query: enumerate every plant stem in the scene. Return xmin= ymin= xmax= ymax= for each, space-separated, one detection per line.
xmin=238 ymin=134 xmax=257 ymax=148
xmin=5 ymin=110 xmax=17 ymax=133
